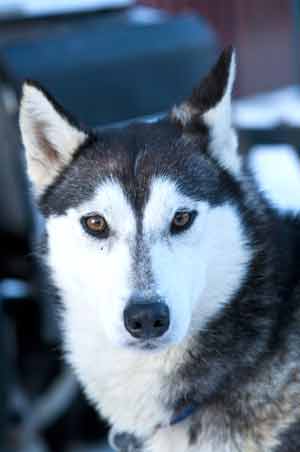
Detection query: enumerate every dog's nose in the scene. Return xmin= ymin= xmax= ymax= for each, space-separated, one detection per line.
xmin=124 ymin=302 xmax=170 ymax=339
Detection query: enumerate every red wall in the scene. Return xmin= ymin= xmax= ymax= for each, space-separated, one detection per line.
xmin=138 ymin=0 xmax=296 ymax=97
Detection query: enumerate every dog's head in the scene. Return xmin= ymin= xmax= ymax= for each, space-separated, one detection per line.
xmin=20 ymin=48 xmax=251 ymax=352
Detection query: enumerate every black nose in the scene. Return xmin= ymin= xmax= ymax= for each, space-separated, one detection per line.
xmin=124 ymin=302 xmax=170 ymax=339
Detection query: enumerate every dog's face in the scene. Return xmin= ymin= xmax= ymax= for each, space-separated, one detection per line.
xmin=20 ymin=48 xmax=251 ymax=352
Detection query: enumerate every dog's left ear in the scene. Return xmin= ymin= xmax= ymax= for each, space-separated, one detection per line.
xmin=172 ymin=47 xmax=240 ymax=176
xmin=19 ymin=81 xmax=88 ymax=196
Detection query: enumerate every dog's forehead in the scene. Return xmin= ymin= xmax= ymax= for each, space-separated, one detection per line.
xmin=40 ymin=118 xmax=224 ymax=217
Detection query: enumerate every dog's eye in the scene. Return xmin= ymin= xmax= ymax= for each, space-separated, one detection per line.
xmin=81 ymin=214 xmax=109 ymax=238
xmin=170 ymin=210 xmax=197 ymax=235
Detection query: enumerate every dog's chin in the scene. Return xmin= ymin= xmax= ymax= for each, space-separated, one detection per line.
xmin=109 ymin=335 xmax=176 ymax=353
xmin=118 ymin=332 xmax=188 ymax=353
xmin=128 ymin=339 xmax=169 ymax=353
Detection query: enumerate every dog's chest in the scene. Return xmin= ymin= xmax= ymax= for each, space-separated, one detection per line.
xmin=145 ymin=421 xmax=278 ymax=452
xmin=144 ymin=394 xmax=300 ymax=452
xmin=69 ymin=333 xmax=182 ymax=435
xmin=145 ymin=423 xmax=244 ymax=452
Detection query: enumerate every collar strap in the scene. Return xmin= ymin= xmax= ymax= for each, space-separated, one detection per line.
xmin=170 ymin=401 xmax=199 ymax=426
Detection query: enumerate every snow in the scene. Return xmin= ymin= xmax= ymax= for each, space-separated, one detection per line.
xmin=234 ymin=86 xmax=300 ymax=129
xmin=249 ymin=144 xmax=300 ymax=214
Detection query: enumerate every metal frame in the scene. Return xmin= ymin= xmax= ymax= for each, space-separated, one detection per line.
xmin=0 ymin=295 xmax=9 ymax=452
xmin=292 ymin=0 xmax=300 ymax=85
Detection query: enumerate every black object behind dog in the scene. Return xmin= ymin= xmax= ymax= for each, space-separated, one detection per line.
xmin=0 ymin=10 xmax=218 ymax=126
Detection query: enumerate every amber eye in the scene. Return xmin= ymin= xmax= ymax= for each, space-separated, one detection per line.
xmin=81 ymin=214 xmax=109 ymax=238
xmin=170 ymin=210 xmax=197 ymax=235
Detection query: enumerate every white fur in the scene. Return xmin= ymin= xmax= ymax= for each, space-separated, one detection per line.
xmin=249 ymin=145 xmax=300 ymax=214
xmin=19 ymin=83 xmax=86 ymax=195
xmin=46 ymin=180 xmax=136 ymax=347
xmin=143 ymin=178 xmax=209 ymax=344
xmin=143 ymin=178 xmax=250 ymax=340
xmin=203 ymin=51 xmax=241 ymax=177
xmin=45 ymin=177 xmax=251 ymax=438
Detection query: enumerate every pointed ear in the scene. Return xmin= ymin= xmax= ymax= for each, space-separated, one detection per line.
xmin=172 ymin=47 xmax=240 ymax=176
xmin=19 ymin=81 xmax=88 ymax=196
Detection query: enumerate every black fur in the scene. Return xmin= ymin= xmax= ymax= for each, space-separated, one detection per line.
xmin=39 ymin=117 xmax=238 ymax=218
xmin=275 ymin=420 xmax=300 ymax=452
xmin=188 ymin=46 xmax=233 ymax=114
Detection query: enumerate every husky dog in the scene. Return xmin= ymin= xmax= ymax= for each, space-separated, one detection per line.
xmin=19 ymin=48 xmax=300 ymax=451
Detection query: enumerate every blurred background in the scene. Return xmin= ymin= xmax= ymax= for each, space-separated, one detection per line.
xmin=0 ymin=1 xmax=299 ymax=451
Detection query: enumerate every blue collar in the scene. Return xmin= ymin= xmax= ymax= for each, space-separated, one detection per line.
xmin=170 ymin=401 xmax=199 ymax=426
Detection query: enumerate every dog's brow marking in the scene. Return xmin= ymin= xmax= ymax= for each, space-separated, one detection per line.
xmin=133 ymin=148 xmax=144 ymax=179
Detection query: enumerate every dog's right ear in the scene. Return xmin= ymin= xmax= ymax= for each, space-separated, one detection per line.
xmin=19 ymin=81 xmax=88 ymax=196
xmin=172 ymin=47 xmax=240 ymax=177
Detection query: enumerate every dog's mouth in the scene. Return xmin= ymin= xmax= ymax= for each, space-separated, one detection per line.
xmin=138 ymin=341 xmax=160 ymax=351
xmin=126 ymin=338 xmax=170 ymax=352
